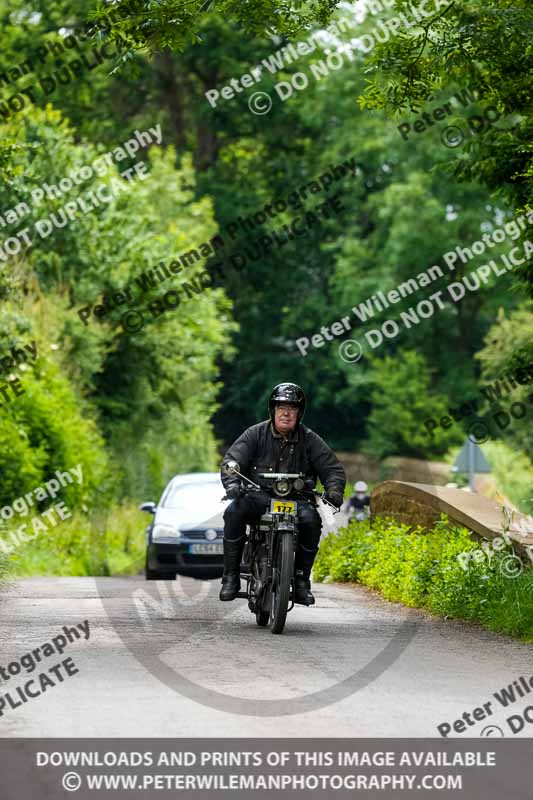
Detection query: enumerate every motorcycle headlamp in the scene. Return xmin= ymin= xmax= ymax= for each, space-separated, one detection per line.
xmin=152 ymin=523 xmax=182 ymax=541
xmin=293 ymin=477 xmax=304 ymax=491
xmin=274 ymin=478 xmax=290 ymax=496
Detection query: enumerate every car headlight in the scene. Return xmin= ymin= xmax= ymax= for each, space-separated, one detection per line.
xmin=152 ymin=524 xmax=181 ymax=541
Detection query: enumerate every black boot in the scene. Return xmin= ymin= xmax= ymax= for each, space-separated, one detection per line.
xmin=293 ymin=544 xmax=318 ymax=605
xmin=294 ymin=571 xmax=315 ymax=605
xmin=219 ymin=536 xmax=244 ymax=601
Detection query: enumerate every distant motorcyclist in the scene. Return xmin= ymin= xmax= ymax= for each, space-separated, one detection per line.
xmin=345 ymin=481 xmax=371 ymax=520
xmin=220 ymin=383 xmax=346 ymax=605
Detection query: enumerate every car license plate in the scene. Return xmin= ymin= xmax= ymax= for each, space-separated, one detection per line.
xmin=270 ymin=500 xmax=297 ymax=514
xmin=189 ymin=543 xmax=223 ymax=554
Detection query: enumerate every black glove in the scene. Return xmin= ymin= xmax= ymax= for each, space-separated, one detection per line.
xmin=325 ymin=490 xmax=343 ymax=508
xmin=225 ymin=482 xmax=243 ymax=500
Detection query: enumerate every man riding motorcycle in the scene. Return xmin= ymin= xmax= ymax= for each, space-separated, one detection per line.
xmin=220 ymin=383 xmax=346 ymax=605
xmin=345 ymin=481 xmax=371 ymax=520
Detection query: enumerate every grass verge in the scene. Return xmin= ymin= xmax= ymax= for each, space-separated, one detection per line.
xmin=1 ymin=503 xmax=146 ymax=577
xmin=314 ymin=515 xmax=533 ymax=642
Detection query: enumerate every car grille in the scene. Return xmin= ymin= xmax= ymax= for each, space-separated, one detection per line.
xmin=183 ymin=529 xmax=223 ymax=540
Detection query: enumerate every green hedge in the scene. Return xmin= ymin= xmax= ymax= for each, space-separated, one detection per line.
xmin=2 ymin=503 xmax=146 ymax=577
xmin=0 ymin=551 xmax=8 ymax=583
xmin=314 ymin=515 xmax=533 ymax=641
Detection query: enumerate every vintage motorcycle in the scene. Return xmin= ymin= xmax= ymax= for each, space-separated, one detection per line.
xmin=346 ymin=505 xmax=370 ymax=523
xmin=222 ymin=461 xmax=339 ymax=634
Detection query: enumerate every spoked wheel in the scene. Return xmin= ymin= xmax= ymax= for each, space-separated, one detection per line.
xmin=269 ymin=533 xmax=294 ymax=634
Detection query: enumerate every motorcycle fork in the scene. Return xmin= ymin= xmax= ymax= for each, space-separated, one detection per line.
xmin=269 ymin=515 xmax=298 ymax=613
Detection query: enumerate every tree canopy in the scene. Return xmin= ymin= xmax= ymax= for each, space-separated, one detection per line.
xmin=361 ymin=0 xmax=533 ymax=285
xmin=90 ymin=0 xmax=340 ymax=53
xmin=0 ymin=0 xmax=532 ymax=520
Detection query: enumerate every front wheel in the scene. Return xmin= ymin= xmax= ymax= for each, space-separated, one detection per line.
xmin=270 ymin=533 xmax=294 ymax=634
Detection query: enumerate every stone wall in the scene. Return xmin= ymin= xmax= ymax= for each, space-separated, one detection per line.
xmin=371 ymin=481 xmax=533 ymax=556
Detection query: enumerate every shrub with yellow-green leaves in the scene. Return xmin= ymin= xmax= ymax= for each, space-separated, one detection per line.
xmin=315 ymin=515 xmax=533 ymax=641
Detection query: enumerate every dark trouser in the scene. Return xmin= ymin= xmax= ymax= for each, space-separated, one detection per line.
xmin=222 ymin=492 xmax=322 ymax=578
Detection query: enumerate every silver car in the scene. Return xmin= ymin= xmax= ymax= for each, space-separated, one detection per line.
xmin=141 ymin=473 xmax=228 ymax=579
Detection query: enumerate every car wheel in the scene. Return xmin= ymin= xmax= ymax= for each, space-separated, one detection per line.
xmin=145 ymin=555 xmax=160 ymax=580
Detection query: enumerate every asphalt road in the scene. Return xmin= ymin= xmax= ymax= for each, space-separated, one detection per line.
xmin=0 ymin=574 xmax=532 ymax=738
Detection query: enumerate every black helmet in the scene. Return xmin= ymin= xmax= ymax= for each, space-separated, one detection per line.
xmin=269 ymin=382 xmax=306 ymax=422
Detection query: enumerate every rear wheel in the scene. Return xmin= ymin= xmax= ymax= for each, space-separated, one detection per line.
xmin=256 ymin=585 xmax=271 ymax=626
xmin=270 ymin=533 xmax=294 ymax=634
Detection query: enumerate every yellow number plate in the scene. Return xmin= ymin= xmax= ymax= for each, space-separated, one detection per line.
xmin=271 ymin=500 xmax=296 ymax=514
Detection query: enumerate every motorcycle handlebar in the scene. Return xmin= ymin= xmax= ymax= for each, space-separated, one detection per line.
xmin=312 ymin=490 xmax=341 ymax=512
xmin=222 ymin=481 xmax=340 ymax=513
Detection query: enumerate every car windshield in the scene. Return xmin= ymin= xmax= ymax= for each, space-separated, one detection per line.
xmin=163 ymin=481 xmax=223 ymax=509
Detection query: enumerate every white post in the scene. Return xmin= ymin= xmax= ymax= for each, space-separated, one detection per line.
xmin=468 ymin=438 xmax=475 ymax=492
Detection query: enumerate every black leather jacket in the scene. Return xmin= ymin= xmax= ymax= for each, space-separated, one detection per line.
xmin=221 ymin=420 xmax=346 ymax=496
xmin=347 ymin=493 xmax=371 ymax=511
